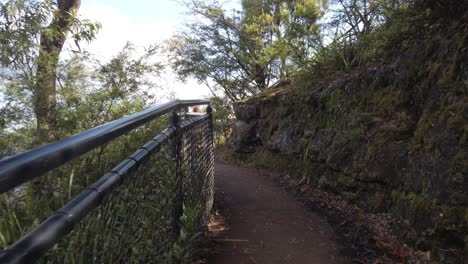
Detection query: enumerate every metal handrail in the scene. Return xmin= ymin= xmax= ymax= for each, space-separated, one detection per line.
xmin=0 ymin=99 xmax=209 ymax=194
xmin=0 ymin=114 xmax=212 ymax=263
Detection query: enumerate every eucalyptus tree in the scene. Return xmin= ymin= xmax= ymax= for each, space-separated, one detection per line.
xmin=0 ymin=0 xmax=100 ymax=142
xmin=169 ymin=0 xmax=325 ymax=102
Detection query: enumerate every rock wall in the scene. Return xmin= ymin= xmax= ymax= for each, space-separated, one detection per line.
xmin=231 ymin=22 xmax=467 ymax=261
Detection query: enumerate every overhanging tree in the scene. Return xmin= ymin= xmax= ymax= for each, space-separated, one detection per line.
xmin=0 ymin=0 xmax=100 ymax=142
xmin=169 ymin=0 xmax=325 ymax=102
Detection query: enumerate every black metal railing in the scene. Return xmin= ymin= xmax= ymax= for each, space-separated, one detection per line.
xmin=0 ymin=99 xmax=214 ymax=263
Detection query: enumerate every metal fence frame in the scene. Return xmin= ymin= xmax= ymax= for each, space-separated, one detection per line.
xmin=0 ymin=99 xmax=209 ymax=194
xmin=0 ymin=99 xmax=213 ymax=264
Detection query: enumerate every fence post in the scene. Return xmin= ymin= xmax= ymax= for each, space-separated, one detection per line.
xmin=206 ymin=105 xmax=213 ymax=135
xmin=168 ymin=111 xmax=183 ymax=239
xmin=204 ymin=105 xmax=215 ymax=224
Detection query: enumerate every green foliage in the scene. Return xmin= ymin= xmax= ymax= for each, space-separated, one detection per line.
xmin=168 ymin=1 xmax=261 ymax=102
xmin=0 ymin=0 xmax=101 ymax=142
xmin=0 ymin=116 xmax=166 ymax=247
xmin=0 ymin=0 xmax=52 ymax=69
xmin=169 ymin=0 xmax=325 ymax=102
xmin=0 ymin=43 xmax=161 ymax=156
xmin=45 ymin=146 xmax=179 ymax=263
xmin=0 ymin=18 xmax=180 ymax=263
xmin=0 ymin=1 xmax=216 ymax=262
xmin=210 ymin=96 xmax=233 ymax=145
xmin=167 ymin=205 xmax=205 ymax=263
xmin=0 ymin=1 xmax=214 ymax=263
xmin=294 ymin=0 xmax=461 ymax=89
xmin=0 ymin=0 xmax=100 ymax=73
xmin=54 ymin=43 xmax=162 ymax=137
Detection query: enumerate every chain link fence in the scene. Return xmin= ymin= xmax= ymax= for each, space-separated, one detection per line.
xmin=0 ymin=102 xmax=214 ymax=264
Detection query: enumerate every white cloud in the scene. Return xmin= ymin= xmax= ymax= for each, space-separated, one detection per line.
xmin=78 ymin=3 xmax=174 ymax=59
xmin=68 ymin=2 xmax=211 ymax=101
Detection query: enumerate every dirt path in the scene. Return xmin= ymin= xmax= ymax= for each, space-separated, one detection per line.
xmin=207 ymin=161 xmax=351 ymax=264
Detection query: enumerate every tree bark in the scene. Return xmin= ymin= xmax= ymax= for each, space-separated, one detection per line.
xmin=34 ymin=0 xmax=81 ymax=142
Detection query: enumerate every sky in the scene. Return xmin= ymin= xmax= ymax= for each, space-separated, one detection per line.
xmin=77 ymin=0 xmax=240 ymax=101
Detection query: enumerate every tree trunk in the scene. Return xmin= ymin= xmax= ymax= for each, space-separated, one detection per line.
xmin=34 ymin=0 xmax=81 ymax=142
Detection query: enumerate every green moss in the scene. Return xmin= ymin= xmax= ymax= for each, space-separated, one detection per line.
xmin=460 ymin=125 xmax=468 ymax=145
xmin=372 ymin=89 xmax=400 ymax=114
xmin=391 ymin=192 xmax=467 ymax=242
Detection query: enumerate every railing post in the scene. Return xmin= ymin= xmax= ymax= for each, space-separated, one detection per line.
xmin=206 ymin=105 xmax=213 ymax=132
xmin=168 ymin=111 xmax=183 ymax=239
xmin=206 ymin=105 xmax=214 ymax=148
xmin=204 ymin=105 xmax=215 ymax=224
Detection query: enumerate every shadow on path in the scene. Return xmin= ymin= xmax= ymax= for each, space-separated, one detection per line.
xmin=207 ymin=161 xmax=351 ymax=264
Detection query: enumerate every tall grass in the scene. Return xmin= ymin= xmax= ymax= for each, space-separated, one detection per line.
xmin=0 ymin=116 xmax=170 ymax=259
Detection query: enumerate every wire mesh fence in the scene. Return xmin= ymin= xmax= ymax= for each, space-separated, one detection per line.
xmin=180 ymin=115 xmax=215 ymax=227
xmin=0 ymin=117 xmax=167 ymax=253
xmin=0 ymin=105 xmax=214 ymax=264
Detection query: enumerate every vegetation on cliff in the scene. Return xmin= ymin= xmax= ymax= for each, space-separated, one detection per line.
xmin=226 ymin=2 xmax=467 ymax=263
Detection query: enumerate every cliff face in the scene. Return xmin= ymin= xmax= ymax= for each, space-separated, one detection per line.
xmin=231 ymin=22 xmax=467 ymax=261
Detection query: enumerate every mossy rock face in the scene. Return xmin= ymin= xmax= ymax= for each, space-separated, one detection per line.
xmin=230 ymin=20 xmax=468 ymax=262
xmin=391 ymin=191 xmax=468 ymax=261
